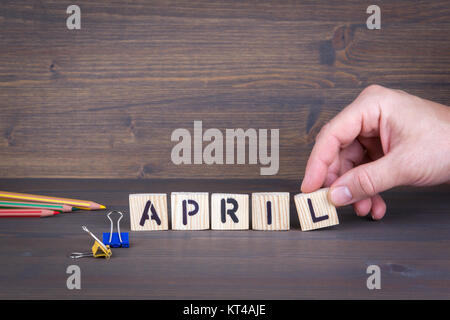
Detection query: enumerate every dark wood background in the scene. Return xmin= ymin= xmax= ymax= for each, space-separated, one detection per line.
xmin=0 ymin=2 xmax=449 ymax=299
xmin=1 ymin=0 xmax=449 ymax=179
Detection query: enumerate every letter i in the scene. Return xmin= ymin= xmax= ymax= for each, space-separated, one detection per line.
xmin=266 ymin=201 xmax=272 ymax=225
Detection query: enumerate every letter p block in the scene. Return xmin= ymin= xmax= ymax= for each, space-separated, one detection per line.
xmin=171 ymin=192 xmax=209 ymax=230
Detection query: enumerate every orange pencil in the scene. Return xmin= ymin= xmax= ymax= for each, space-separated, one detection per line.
xmin=0 ymin=209 xmax=60 ymax=218
xmin=0 ymin=190 xmax=106 ymax=211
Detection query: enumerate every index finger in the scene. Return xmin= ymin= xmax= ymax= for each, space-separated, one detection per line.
xmin=300 ymin=85 xmax=384 ymax=193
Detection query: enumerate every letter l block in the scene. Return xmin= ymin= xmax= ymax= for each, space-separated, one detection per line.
xmin=294 ymin=188 xmax=339 ymax=231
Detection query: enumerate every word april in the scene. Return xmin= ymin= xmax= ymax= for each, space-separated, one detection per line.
xmin=129 ymin=188 xmax=340 ymax=231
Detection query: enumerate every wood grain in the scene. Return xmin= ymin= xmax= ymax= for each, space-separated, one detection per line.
xmin=0 ymin=1 xmax=448 ymax=179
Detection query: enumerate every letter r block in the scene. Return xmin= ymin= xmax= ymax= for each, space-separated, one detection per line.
xmin=294 ymin=188 xmax=339 ymax=231
xmin=252 ymin=192 xmax=290 ymax=230
xmin=129 ymin=193 xmax=168 ymax=231
xmin=171 ymin=192 xmax=209 ymax=230
xmin=211 ymin=193 xmax=249 ymax=230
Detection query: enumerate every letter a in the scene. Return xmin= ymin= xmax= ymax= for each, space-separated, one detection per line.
xmin=66 ymin=5 xmax=81 ymax=30
xmin=140 ymin=201 xmax=161 ymax=226
xmin=366 ymin=5 xmax=381 ymax=30
xmin=171 ymin=128 xmax=192 ymax=165
xmin=66 ymin=265 xmax=81 ymax=290
xmin=366 ymin=265 xmax=381 ymax=289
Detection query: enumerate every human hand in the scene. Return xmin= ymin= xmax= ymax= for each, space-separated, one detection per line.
xmin=301 ymin=85 xmax=450 ymax=220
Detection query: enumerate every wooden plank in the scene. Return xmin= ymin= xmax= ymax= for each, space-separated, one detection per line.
xmin=171 ymin=192 xmax=209 ymax=230
xmin=252 ymin=192 xmax=290 ymax=230
xmin=294 ymin=188 xmax=339 ymax=231
xmin=211 ymin=193 xmax=249 ymax=230
xmin=0 ymin=1 xmax=448 ymax=179
xmin=129 ymin=193 xmax=168 ymax=231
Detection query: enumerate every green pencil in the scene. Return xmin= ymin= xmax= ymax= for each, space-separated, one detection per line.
xmin=0 ymin=200 xmax=80 ymax=213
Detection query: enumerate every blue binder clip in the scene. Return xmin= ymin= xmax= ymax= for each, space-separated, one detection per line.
xmin=103 ymin=210 xmax=129 ymax=248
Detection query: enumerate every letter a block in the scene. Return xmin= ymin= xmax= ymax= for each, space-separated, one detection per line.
xmin=211 ymin=193 xmax=249 ymax=230
xmin=129 ymin=193 xmax=168 ymax=231
xmin=294 ymin=188 xmax=339 ymax=231
xmin=252 ymin=192 xmax=290 ymax=231
xmin=171 ymin=192 xmax=209 ymax=230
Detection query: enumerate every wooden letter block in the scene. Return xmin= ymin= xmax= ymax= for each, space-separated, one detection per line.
xmin=211 ymin=193 xmax=249 ymax=230
xmin=294 ymin=188 xmax=339 ymax=231
xmin=252 ymin=192 xmax=290 ymax=231
xmin=171 ymin=192 xmax=209 ymax=230
xmin=129 ymin=193 xmax=168 ymax=231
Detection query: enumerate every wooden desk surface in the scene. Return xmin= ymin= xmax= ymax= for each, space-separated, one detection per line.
xmin=1 ymin=1 xmax=449 ymax=180
xmin=0 ymin=179 xmax=449 ymax=299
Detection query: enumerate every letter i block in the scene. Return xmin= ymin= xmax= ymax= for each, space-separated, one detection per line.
xmin=171 ymin=192 xmax=209 ymax=230
xmin=252 ymin=192 xmax=290 ymax=231
xmin=129 ymin=193 xmax=168 ymax=231
xmin=294 ymin=188 xmax=339 ymax=231
xmin=211 ymin=193 xmax=249 ymax=230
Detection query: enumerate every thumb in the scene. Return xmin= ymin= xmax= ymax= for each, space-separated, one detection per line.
xmin=328 ymin=155 xmax=401 ymax=206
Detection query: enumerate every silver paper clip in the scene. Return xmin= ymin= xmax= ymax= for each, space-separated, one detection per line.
xmin=103 ymin=211 xmax=129 ymax=248
xmin=70 ymin=226 xmax=112 ymax=259
xmin=70 ymin=252 xmax=93 ymax=259
xmin=108 ymin=211 xmax=123 ymax=244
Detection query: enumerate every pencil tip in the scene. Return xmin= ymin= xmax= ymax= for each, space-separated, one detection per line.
xmin=100 ymin=205 xmax=106 ymax=210
xmin=53 ymin=211 xmax=61 ymax=215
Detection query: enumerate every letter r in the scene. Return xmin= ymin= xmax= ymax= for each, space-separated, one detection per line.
xmin=221 ymin=198 xmax=239 ymax=223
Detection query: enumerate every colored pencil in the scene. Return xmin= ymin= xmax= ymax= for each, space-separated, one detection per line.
xmin=0 ymin=190 xmax=106 ymax=211
xmin=0 ymin=209 xmax=60 ymax=218
xmin=0 ymin=200 xmax=80 ymax=212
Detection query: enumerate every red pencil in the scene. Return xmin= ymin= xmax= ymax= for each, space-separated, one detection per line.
xmin=0 ymin=209 xmax=60 ymax=218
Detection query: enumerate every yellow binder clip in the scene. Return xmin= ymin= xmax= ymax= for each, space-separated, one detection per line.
xmin=70 ymin=226 xmax=112 ymax=259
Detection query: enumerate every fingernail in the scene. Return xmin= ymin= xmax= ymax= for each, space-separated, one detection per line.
xmin=330 ymin=186 xmax=352 ymax=206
